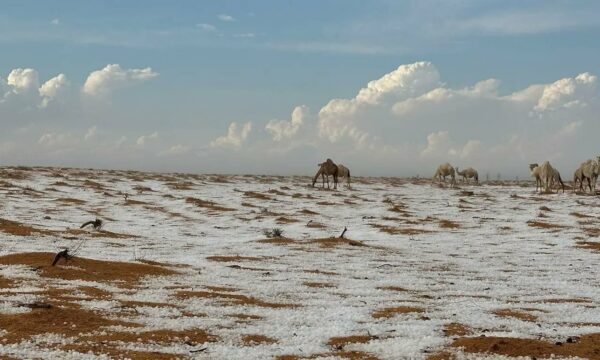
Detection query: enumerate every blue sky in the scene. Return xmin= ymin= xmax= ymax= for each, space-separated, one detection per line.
xmin=0 ymin=1 xmax=599 ymax=176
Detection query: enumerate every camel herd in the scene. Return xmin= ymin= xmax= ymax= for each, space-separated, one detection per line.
xmin=312 ymin=156 xmax=600 ymax=195
xmin=311 ymin=158 xmax=350 ymax=189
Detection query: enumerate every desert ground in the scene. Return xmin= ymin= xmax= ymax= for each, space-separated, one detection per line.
xmin=1 ymin=166 xmax=600 ymax=359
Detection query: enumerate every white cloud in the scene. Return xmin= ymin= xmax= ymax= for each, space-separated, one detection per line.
xmin=84 ymin=126 xmax=97 ymax=141
xmin=266 ymin=105 xmax=310 ymax=141
xmin=51 ymin=18 xmax=60 ymax=25
xmin=82 ymin=64 xmax=158 ymax=98
xmin=197 ymin=23 xmax=216 ymax=32
xmin=159 ymin=144 xmax=190 ymax=156
xmin=136 ymin=131 xmax=159 ymax=146
xmin=318 ymin=61 xmax=440 ymax=145
xmin=218 ymin=14 xmax=235 ymax=22
xmin=38 ymin=132 xmax=77 ymax=147
xmin=534 ymin=72 xmax=596 ymax=112
xmin=210 ymin=122 xmax=252 ymax=149
xmin=7 ymin=68 xmax=39 ymax=95
xmin=421 ymin=130 xmax=450 ymax=158
xmin=39 ymin=73 xmax=69 ymax=107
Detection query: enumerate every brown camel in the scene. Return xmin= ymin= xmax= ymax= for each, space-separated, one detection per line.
xmin=312 ymin=159 xmax=338 ymax=189
xmin=432 ymin=163 xmax=456 ymax=187
xmin=455 ymin=167 xmax=479 ymax=184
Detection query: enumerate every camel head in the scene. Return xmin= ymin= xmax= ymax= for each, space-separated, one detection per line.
xmin=529 ymin=163 xmax=538 ymax=170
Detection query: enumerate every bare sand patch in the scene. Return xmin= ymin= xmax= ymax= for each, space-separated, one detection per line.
xmin=432 ymin=333 xmax=600 ymax=359
xmin=175 ymin=290 xmax=298 ymax=308
xmin=206 ymin=255 xmax=264 ymax=262
xmin=186 ymin=197 xmax=235 ymax=212
xmin=0 ymin=252 xmax=176 ymax=286
xmin=242 ymin=334 xmax=278 ymax=345
xmin=372 ymin=306 xmax=424 ymax=319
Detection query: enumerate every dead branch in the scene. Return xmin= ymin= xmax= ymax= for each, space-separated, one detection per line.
xmin=339 ymin=226 xmax=347 ymax=238
xmin=52 ymin=249 xmax=71 ymax=266
xmin=80 ymin=218 xmax=103 ymax=229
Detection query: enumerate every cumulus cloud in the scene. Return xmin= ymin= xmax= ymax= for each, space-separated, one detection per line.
xmin=136 ymin=131 xmax=159 ymax=147
xmin=39 ymin=73 xmax=69 ymax=107
xmin=82 ymin=64 xmax=158 ymax=98
xmin=534 ymin=72 xmax=597 ymax=112
xmin=318 ymin=61 xmax=440 ymax=145
xmin=265 ymin=105 xmax=310 ymax=141
xmin=7 ymin=68 xmax=39 ymax=94
xmin=210 ymin=122 xmax=252 ymax=149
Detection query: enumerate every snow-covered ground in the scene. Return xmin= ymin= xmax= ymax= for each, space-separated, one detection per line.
xmin=1 ymin=167 xmax=600 ymax=359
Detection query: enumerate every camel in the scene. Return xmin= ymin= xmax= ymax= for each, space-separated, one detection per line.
xmin=574 ymin=167 xmax=585 ymax=193
xmin=312 ymin=158 xmax=338 ymax=189
xmin=539 ymin=161 xmax=565 ymax=193
xmin=530 ymin=163 xmax=542 ymax=192
xmin=575 ymin=158 xmax=600 ymax=193
xmin=337 ymin=164 xmax=351 ymax=187
xmin=455 ymin=167 xmax=479 ymax=184
xmin=432 ymin=163 xmax=456 ymax=187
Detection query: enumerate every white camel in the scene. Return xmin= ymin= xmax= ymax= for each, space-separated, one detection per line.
xmin=455 ymin=167 xmax=479 ymax=184
xmin=539 ymin=161 xmax=565 ymax=193
xmin=530 ymin=163 xmax=542 ymax=192
xmin=575 ymin=157 xmax=600 ymax=193
xmin=433 ymin=163 xmax=456 ymax=187
xmin=336 ymin=164 xmax=351 ymax=187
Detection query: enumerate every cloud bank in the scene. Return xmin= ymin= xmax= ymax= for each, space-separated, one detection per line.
xmin=1 ymin=61 xmax=598 ymax=177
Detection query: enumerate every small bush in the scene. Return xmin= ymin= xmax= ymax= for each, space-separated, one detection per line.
xmin=263 ymin=228 xmax=284 ymax=238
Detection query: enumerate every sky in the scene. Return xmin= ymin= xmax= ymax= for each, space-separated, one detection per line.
xmin=0 ymin=0 xmax=599 ymax=177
